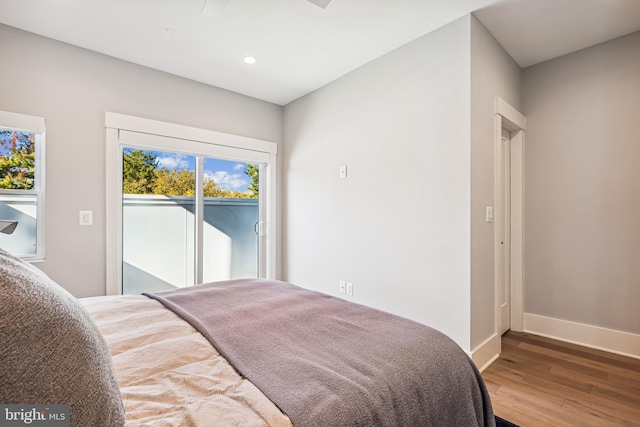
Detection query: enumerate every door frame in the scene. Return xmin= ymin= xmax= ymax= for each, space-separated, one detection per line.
xmin=105 ymin=112 xmax=278 ymax=295
xmin=494 ymin=98 xmax=526 ymax=343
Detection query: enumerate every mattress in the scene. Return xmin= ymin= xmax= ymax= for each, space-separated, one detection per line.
xmin=81 ymin=295 xmax=292 ymax=427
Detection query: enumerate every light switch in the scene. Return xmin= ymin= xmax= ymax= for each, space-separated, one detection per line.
xmin=485 ymin=207 xmax=493 ymax=223
xmin=339 ymin=165 xmax=347 ymax=179
xmin=339 ymin=280 xmax=346 ymax=294
xmin=79 ymin=210 xmax=93 ymax=226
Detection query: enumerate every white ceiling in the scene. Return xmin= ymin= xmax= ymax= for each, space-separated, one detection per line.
xmin=474 ymin=0 xmax=640 ymax=68
xmin=0 ymin=0 xmax=639 ymax=106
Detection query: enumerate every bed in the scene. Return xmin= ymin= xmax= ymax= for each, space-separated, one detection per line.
xmin=0 ymin=248 xmax=495 ymax=427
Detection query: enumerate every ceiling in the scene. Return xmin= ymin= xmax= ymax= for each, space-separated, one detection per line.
xmin=0 ymin=0 xmax=639 ymax=106
xmin=474 ymin=0 xmax=640 ymax=68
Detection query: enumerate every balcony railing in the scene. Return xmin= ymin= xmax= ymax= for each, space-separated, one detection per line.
xmin=0 ymin=194 xmax=37 ymax=257
xmin=123 ymin=195 xmax=259 ymax=294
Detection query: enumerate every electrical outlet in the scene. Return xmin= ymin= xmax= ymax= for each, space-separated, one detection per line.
xmin=346 ymin=282 xmax=353 ymax=296
xmin=339 ymin=280 xmax=346 ymax=294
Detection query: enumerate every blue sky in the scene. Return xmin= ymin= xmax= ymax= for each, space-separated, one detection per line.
xmin=143 ymin=149 xmax=251 ymax=192
xmin=0 ymin=130 xmax=32 ymax=156
xmin=0 ymin=131 xmax=35 ymax=179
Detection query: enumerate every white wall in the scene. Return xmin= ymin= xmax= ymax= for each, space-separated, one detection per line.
xmin=284 ymin=16 xmax=473 ymax=350
xmin=469 ymin=16 xmax=522 ymax=351
xmin=523 ymin=31 xmax=640 ymax=336
xmin=0 ymin=24 xmax=282 ymax=298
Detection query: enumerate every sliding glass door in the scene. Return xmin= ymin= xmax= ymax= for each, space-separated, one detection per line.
xmin=107 ymin=120 xmax=275 ymax=296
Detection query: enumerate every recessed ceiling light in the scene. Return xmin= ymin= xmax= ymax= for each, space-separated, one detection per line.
xmin=243 ymin=56 xmax=257 ymax=65
xmin=161 ymin=28 xmax=179 ymax=40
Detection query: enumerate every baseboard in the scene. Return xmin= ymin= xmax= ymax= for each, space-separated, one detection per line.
xmin=524 ymin=313 xmax=640 ymax=360
xmin=471 ymin=333 xmax=500 ymax=372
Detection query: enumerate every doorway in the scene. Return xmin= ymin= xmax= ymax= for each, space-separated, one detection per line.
xmin=494 ymin=98 xmax=526 ymax=345
xmin=105 ymin=113 xmax=277 ymax=296
xmin=121 ymin=146 xmax=263 ymax=294
xmin=497 ymin=129 xmax=511 ymax=335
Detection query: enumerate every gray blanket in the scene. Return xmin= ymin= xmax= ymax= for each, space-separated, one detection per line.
xmin=145 ymin=279 xmax=495 ymax=427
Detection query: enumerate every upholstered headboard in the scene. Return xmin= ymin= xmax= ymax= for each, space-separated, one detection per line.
xmin=0 ymin=249 xmax=125 ymax=426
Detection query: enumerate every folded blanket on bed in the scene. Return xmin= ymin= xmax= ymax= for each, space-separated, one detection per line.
xmin=146 ymin=279 xmax=494 ymax=427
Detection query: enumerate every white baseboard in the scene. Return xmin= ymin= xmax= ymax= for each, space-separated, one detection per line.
xmin=471 ymin=333 xmax=500 ymax=372
xmin=524 ymin=313 xmax=640 ymax=360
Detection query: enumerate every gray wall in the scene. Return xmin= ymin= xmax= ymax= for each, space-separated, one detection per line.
xmin=282 ymin=15 xmax=523 ymax=353
xmin=9 ymin=12 xmax=634 ymax=352
xmin=469 ymin=16 xmax=522 ymax=350
xmin=0 ymin=24 xmax=282 ymax=298
xmin=523 ymin=31 xmax=640 ymax=335
xmin=283 ymin=15 xmax=523 ymax=353
xmin=284 ymin=16 xmax=473 ymax=350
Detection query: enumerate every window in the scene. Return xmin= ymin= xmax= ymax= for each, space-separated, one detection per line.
xmin=0 ymin=110 xmax=45 ymax=260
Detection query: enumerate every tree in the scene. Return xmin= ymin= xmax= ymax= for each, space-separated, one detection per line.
xmin=0 ymin=130 xmax=35 ymax=190
xmin=203 ymin=178 xmax=228 ymax=198
xmin=203 ymin=177 xmax=252 ymax=199
xmin=121 ymin=148 xmax=257 ymax=199
xmin=123 ymin=149 xmax=158 ymax=194
xmin=245 ymin=164 xmax=259 ymax=199
xmin=153 ymin=168 xmax=196 ymax=196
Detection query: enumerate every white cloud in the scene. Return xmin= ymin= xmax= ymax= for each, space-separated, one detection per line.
xmin=233 ymin=163 xmax=245 ymax=171
xmin=205 ymin=170 xmax=248 ymax=191
xmin=157 ymin=154 xmax=189 ymax=169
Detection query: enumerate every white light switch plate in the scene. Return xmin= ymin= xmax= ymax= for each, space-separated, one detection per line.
xmin=79 ymin=210 xmax=93 ymax=226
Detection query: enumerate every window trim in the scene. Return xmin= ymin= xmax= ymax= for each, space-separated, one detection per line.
xmin=105 ymin=112 xmax=278 ymax=295
xmin=0 ymin=110 xmax=45 ymax=261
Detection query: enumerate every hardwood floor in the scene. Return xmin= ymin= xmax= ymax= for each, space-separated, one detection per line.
xmin=481 ymin=331 xmax=640 ymax=427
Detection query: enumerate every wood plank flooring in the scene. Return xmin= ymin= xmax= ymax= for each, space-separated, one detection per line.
xmin=481 ymin=331 xmax=640 ymax=427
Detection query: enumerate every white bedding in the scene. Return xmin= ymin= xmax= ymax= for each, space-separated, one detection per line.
xmin=81 ymin=295 xmax=293 ymax=427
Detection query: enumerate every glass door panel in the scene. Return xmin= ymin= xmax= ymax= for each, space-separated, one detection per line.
xmin=202 ymin=157 xmax=260 ymax=282
xmin=122 ymin=147 xmax=196 ymax=294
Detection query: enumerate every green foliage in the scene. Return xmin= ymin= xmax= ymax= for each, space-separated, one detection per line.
xmin=153 ymin=168 xmax=196 ymax=196
xmin=245 ymin=164 xmax=259 ymax=199
xmin=0 ymin=130 xmax=36 ymax=190
xmin=123 ymin=149 xmax=158 ymax=194
xmin=122 ymin=149 xmax=255 ymax=199
xmin=153 ymin=168 xmax=252 ymax=198
xmin=203 ymin=177 xmax=248 ymax=198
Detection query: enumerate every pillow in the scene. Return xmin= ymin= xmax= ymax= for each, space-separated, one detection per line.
xmin=0 ymin=248 xmax=125 ymax=427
